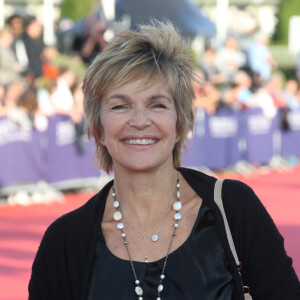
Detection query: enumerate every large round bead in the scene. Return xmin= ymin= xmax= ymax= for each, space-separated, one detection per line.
xmin=174 ymin=213 xmax=182 ymax=220
xmin=117 ymin=222 xmax=124 ymax=229
xmin=173 ymin=201 xmax=182 ymax=211
xmin=113 ymin=211 xmax=122 ymax=221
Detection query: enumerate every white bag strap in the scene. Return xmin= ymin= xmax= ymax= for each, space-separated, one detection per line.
xmin=214 ymin=179 xmax=240 ymax=266
xmin=214 ymin=179 xmax=253 ymax=300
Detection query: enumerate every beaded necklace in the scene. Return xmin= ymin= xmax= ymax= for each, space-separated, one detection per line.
xmin=121 ymin=188 xmax=175 ymax=243
xmin=112 ymin=174 xmax=182 ymax=299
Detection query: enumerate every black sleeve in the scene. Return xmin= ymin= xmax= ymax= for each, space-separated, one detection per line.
xmin=223 ymin=180 xmax=300 ymax=300
xmin=28 ymin=218 xmax=72 ymax=300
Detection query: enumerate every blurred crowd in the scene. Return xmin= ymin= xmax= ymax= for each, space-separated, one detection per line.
xmin=0 ymin=14 xmax=94 ymax=155
xmin=195 ymin=34 xmax=300 ymax=121
xmin=1 ymin=13 xmax=300 ymax=143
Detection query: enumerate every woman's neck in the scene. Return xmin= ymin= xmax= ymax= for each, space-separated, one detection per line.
xmin=112 ymin=166 xmax=178 ymax=223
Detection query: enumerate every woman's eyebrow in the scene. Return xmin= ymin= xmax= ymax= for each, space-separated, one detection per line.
xmin=149 ymin=94 xmax=173 ymax=103
xmin=104 ymin=93 xmax=173 ymax=104
xmin=104 ymin=94 xmax=129 ymax=104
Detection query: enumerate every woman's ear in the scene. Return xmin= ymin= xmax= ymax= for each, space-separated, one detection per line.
xmin=99 ymin=137 xmax=106 ymax=146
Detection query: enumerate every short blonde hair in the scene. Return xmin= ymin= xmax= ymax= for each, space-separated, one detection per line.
xmin=83 ymin=21 xmax=196 ymax=172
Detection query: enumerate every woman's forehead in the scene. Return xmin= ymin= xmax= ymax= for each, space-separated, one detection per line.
xmin=103 ymin=76 xmax=170 ymax=97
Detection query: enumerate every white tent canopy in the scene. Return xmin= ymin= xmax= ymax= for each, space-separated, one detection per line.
xmin=115 ymin=0 xmax=216 ymax=38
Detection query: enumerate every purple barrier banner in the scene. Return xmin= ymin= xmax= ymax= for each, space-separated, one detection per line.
xmin=0 ymin=116 xmax=46 ymax=188
xmin=239 ymin=108 xmax=279 ymax=164
xmin=281 ymin=111 xmax=300 ymax=157
xmin=182 ymin=109 xmax=206 ymax=168
xmin=204 ymin=108 xmax=241 ymax=169
xmin=182 ymin=108 xmax=241 ymax=170
xmin=44 ymin=114 xmax=99 ymax=184
xmin=1 ymin=110 xmax=300 ymax=189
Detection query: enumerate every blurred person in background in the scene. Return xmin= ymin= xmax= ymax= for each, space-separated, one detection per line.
xmin=37 ymin=79 xmax=57 ymax=117
xmin=6 ymin=14 xmax=24 ymax=38
xmin=22 ymin=17 xmax=45 ymax=80
xmin=40 ymin=70 xmax=87 ymax=153
xmin=0 ymin=27 xmax=22 ymax=86
xmin=6 ymin=14 xmax=28 ymax=75
xmin=247 ymin=32 xmax=276 ymax=83
xmin=42 ymin=46 xmax=60 ymax=80
xmin=215 ymin=36 xmax=246 ymax=82
xmin=3 ymin=79 xmax=33 ymax=130
xmin=3 ymin=79 xmax=25 ymax=111
xmin=250 ymin=71 xmax=264 ymax=93
xmin=252 ymin=80 xmax=278 ymax=119
xmin=283 ymin=79 xmax=300 ymax=111
xmin=7 ymin=15 xmax=45 ymax=82
xmin=200 ymin=47 xmax=227 ymax=84
xmin=51 ymin=67 xmax=76 ymax=114
xmin=265 ymin=74 xmax=287 ymax=109
xmin=224 ymin=70 xmax=253 ymax=110
xmin=193 ymin=70 xmax=221 ymax=114
xmin=17 ymin=85 xmax=48 ymax=131
xmin=223 ymin=70 xmax=278 ymax=119
xmin=80 ymin=15 xmax=107 ymax=65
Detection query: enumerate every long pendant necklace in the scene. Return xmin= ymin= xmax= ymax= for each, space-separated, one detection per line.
xmin=120 ymin=188 xmax=176 ymax=243
xmin=112 ymin=174 xmax=182 ymax=300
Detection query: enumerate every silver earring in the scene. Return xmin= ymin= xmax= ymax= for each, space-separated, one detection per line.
xmin=176 ymin=136 xmax=180 ymax=142
xmin=100 ymin=138 xmax=104 ymax=143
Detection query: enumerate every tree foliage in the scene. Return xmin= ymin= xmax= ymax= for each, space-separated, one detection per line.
xmin=60 ymin=0 xmax=95 ymax=21
xmin=273 ymin=0 xmax=300 ymax=44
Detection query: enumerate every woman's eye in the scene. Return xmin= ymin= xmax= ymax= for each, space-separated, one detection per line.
xmin=152 ymin=103 xmax=167 ymax=109
xmin=111 ymin=104 xmax=127 ymax=110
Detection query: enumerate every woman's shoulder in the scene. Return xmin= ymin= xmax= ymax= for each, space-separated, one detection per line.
xmin=179 ymin=167 xmax=262 ymax=216
xmin=222 ymin=178 xmax=264 ymax=214
xmin=179 ymin=167 xmax=216 ymax=193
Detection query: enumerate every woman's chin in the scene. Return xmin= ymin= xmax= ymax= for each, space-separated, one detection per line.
xmin=113 ymin=158 xmax=172 ymax=174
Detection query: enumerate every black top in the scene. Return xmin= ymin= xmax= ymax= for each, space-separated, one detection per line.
xmin=88 ymin=204 xmax=234 ymax=300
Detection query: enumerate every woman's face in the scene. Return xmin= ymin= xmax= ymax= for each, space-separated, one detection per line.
xmin=100 ymin=78 xmax=178 ymax=173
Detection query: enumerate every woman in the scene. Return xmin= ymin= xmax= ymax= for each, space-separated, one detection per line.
xmin=28 ymin=22 xmax=300 ymax=300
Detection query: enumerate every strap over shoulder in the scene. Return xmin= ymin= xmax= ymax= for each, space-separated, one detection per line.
xmin=214 ymin=179 xmax=240 ymax=266
xmin=214 ymin=179 xmax=252 ymax=300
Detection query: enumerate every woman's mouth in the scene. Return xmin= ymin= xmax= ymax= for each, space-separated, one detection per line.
xmin=124 ymin=138 xmax=157 ymax=145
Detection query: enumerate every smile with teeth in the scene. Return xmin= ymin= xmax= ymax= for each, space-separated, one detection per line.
xmin=124 ymin=138 xmax=157 ymax=145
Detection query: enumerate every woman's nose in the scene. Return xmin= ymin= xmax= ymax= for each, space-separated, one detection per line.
xmin=128 ymin=108 xmax=151 ymax=129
